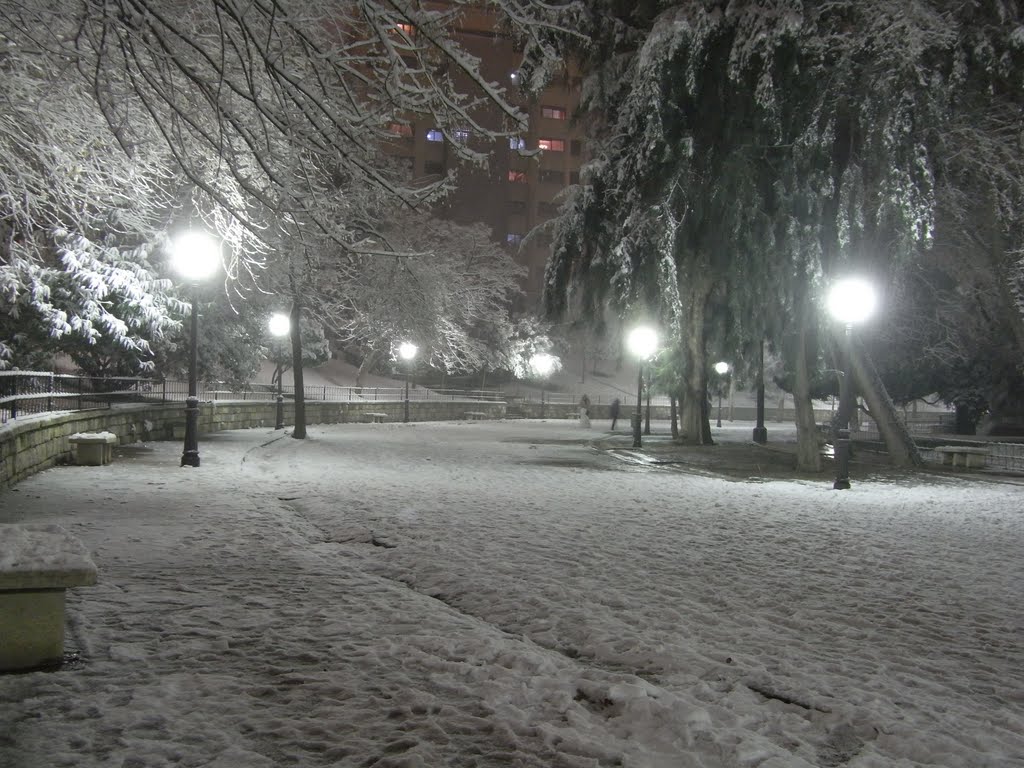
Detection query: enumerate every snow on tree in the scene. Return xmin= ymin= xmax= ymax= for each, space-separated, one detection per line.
xmin=269 ymin=206 xmax=527 ymax=384
xmin=543 ymin=0 xmax=1024 ymax=460
xmin=0 ymin=0 xmax=585 ymax=386
xmin=0 ymin=26 xmax=182 ymax=370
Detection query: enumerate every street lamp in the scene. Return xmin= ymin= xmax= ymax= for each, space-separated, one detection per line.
xmin=268 ymin=312 xmax=290 ymax=430
xmin=714 ymin=361 xmax=730 ymax=428
xmin=827 ymin=277 xmax=876 ymax=490
xmin=398 ymin=342 xmax=418 ymax=423
xmin=530 ymin=352 xmax=556 ymax=418
xmin=753 ymin=339 xmax=768 ymax=444
xmin=627 ymin=326 xmax=658 ymax=448
xmin=170 ymin=231 xmax=220 ymax=468
xmin=644 ymin=373 xmax=652 ymax=435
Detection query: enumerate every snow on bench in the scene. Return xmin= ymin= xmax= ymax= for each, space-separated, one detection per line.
xmin=0 ymin=524 xmax=98 ymax=671
xmin=464 ymin=411 xmax=488 ymax=420
xmin=362 ymin=412 xmax=388 ymax=423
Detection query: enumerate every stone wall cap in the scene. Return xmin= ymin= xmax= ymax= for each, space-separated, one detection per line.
xmin=69 ymin=431 xmax=117 ymax=443
xmin=0 ymin=524 xmax=98 ymax=589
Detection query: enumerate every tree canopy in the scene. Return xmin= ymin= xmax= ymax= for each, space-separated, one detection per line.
xmin=543 ymin=0 xmax=1024 ymax=452
xmin=0 ymin=0 xmax=583 ymax=386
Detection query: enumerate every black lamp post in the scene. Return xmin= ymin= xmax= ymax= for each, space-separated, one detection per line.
xmin=268 ymin=312 xmax=290 ymax=430
xmin=171 ymin=232 xmax=220 ymax=468
xmin=627 ymin=326 xmax=658 ymax=448
xmin=183 ymin=292 xmax=200 ymax=466
xmin=827 ymin=278 xmax=876 ymax=490
xmin=714 ymin=361 xmax=729 ymax=428
xmin=644 ymin=376 xmax=651 ymax=435
xmin=833 ymin=325 xmax=854 ymax=490
xmin=753 ymin=339 xmax=768 ymax=444
xmin=398 ymin=342 xmax=417 ymax=423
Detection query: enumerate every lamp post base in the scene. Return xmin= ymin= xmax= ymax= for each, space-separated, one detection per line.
xmin=752 ymin=426 xmax=768 ymax=444
xmin=632 ymin=413 xmax=642 ymax=448
xmin=275 ymin=394 xmax=284 ymax=430
xmin=181 ymin=396 xmax=200 ymax=467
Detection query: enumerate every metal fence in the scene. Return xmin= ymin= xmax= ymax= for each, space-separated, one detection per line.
xmin=0 ymin=370 xmax=506 ymax=424
xmin=511 ymin=391 xmax=667 ymax=407
xmin=4 ymin=371 xmax=1021 ymax=473
xmin=856 ymin=412 xmax=1024 ymax=473
xmin=0 ymin=371 xmax=158 ymax=423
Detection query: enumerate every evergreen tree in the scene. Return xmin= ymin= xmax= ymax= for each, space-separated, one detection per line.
xmin=543 ymin=0 xmax=1024 ymax=464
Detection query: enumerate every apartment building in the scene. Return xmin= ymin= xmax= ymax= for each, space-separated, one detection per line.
xmin=381 ymin=7 xmax=585 ymax=310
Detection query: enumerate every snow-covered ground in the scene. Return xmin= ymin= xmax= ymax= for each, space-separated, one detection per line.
xmin=1 ymin=420 xmax=1021 ymax=767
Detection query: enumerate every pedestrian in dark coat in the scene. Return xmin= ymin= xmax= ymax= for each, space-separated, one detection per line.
xmin=610 ymin=398 xmax=621 ymax=430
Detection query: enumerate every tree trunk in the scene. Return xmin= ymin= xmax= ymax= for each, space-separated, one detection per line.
xmin=356 ymin=349 xmax=381 ymax=389
xmin=289 ymin=298 xmax=307 ymax=439
xmin=848 ymin=339 xmax=923 ymax=467
xmin=792 ymin=313 xmax=822 ymax=472
xmin=955 ymin=404 xmax=976 ymax=435
xmin=670 ymin=394 xmax=678 ymax=440
xmin=677 ymin=280 xmax=713 ymax=445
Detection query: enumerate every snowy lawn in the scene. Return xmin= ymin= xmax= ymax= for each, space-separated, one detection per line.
xmin=0 ymin=420 xmax=1021 ymax=767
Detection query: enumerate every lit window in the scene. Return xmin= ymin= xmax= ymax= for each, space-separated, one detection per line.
xmin=387 ymin=123 xmax=413 ymax=138
xmin=426 ymin=129 xmax=443 ymax=142
xmin=509 ymin=70 xmax=521 ymax=83
xmin=542 ymin=106 xmax=567 ymax=120
xmin=453 ymin=129 xmax=470 ymax=143
xmin=393 ymin=23 xmax=415 ymax=38
xmin=509 ymin=136 xmax=526 ymax=151
xmin=538 ymin=138 xmax=565 ymax=152
xmin=507 ymin=170 xmax=526 ymax=183
xmin=506 ymin=233 xmax=523 ymax=245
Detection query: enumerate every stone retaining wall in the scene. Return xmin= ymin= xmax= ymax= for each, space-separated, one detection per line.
xmin=0 ymin=399 xmax=507 ymax=490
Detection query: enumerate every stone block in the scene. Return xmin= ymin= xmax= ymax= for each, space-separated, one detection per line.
xmin=0 ymin=524 xmax=98 ymax=671
xmin=68 ymin=431 xmax=117 ymax=466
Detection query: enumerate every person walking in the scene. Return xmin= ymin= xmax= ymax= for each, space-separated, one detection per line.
xmin=609 ymin=397 xmax=621 ymax=430
xmin=578 ymin=393 xmax=591 ymax=429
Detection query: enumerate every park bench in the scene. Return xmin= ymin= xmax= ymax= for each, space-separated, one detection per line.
xmin=464 ymin=411 xmax=488 ymax=420
xmin=68 ymin=431 xmax=118 ymax=466
xmin=0 ymin=524 xmax=98 ymax=671
xmin=934 ymin=445 xmax=989 ymax=469
xmin=362 ymin=412 xmax=388 ymax=423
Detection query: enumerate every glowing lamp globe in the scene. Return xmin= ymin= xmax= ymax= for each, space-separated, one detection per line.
xmin=171 ymin=232 xmax=220 ymax=282
xmin=827 ymin=278 xmax=876 ymax=325
xmin=627 ymin=326 xmax=658 ymax=360
xmin=268 ymin=313 xmax=290 ymax=338
xmin=530 ymin=353 xmax=556 ymax=378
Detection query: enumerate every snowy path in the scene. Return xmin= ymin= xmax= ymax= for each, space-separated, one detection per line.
xmin=1 ymin=421 xmax=1021 ymax=767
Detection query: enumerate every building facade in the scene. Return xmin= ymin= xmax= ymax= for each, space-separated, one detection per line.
xmin=381 ymin=6 xmax=585 ymax=310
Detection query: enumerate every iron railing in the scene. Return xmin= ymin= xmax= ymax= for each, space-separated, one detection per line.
xmin=0 ymin=371 xmax=158 ymax=423
xmin=0 ymin=370 xmax=507 ymax=424
xmin=5 ymin=371 xmax=1019 ymax=473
